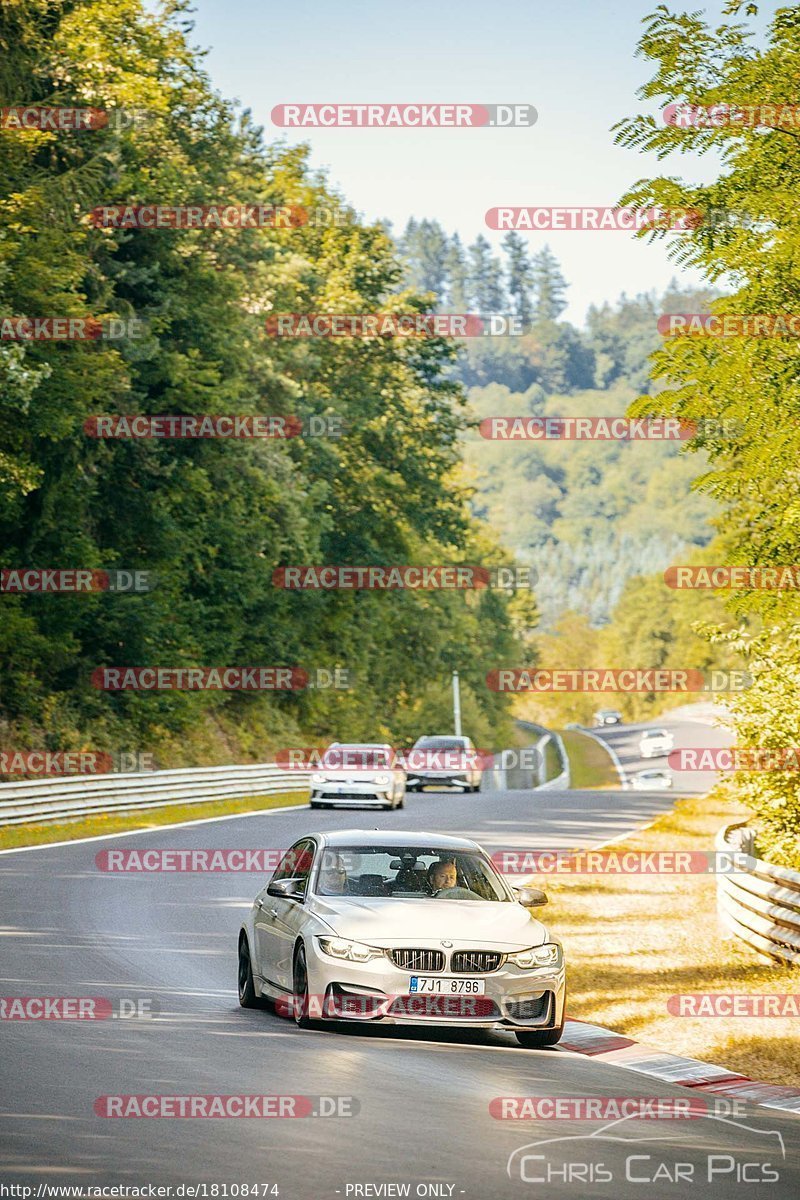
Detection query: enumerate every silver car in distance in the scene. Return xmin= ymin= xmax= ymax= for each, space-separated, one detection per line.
xmin=238 ymin=830 xmax=567 ymax=1047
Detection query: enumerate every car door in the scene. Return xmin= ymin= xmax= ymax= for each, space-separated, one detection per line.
xmin=254 ymin=838 xmax=316 ymax=990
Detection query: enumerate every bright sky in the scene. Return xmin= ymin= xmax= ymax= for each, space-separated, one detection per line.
xmin=185 ymin=0 xmax=777 ymax=323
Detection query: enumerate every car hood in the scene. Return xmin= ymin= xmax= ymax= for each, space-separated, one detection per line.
xmin=306 ymin=896 xmax=548 ymax=949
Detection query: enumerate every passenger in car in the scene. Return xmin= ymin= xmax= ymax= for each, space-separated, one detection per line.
xmin=319 ymin=855 xmax=349 ymax=894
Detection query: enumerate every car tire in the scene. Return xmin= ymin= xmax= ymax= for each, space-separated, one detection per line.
xmin=292 ymin=943 xmax=316 ymax=1029
xmin=514 ymin=1023 xmax=564 ymax=1048
xmin=238 ymin=935 xmax=259 ymax=1009
xmin=396 ymin=793 xmax=405 ymax=809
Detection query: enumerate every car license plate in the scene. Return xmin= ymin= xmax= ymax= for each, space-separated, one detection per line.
xmin=409 ymin=976 xmax=485 ymax=995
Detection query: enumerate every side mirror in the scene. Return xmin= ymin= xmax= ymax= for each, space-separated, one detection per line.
xmin=515 ymin=885 xmax=548 ymax=907
xmin=267 ymin=877 xmax=305 ymax=900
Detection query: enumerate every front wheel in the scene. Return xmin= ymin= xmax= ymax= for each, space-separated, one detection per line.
xmin=238 ymin=936 xmax=258 ymax=1008
xmin=292 ymin=944 xmax=316 ymax=1029
xmin=396 ymin=793 xmax=405 ymax=809
xmin=515 ymin=1024 xmax=564 ymax=1048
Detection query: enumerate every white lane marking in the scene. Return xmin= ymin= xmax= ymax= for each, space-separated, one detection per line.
xmin=579 ymin=729 xmax=629 ymax=789
xmin=0 ymin=802 xmax=309 ymax=856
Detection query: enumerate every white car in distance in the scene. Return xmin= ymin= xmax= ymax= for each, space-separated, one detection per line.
xmin=310 ymin=743 xmax=405 ymax=810
xmin=632 ymin=769 xmax=673 ymax=791
xmin=405 ymin=734 xmax=484 ymax=792
xmin=638 ymin=728 xmax=674 ymax=759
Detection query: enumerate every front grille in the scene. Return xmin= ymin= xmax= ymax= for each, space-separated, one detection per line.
xmin=389 ymin=948 xmax=445 ymax=972
xmin=450 ymin=950 xmax=504 ymax=973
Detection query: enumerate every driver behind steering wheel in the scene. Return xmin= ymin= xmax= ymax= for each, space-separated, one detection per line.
xmin=427 ymin=859 xmax=457 ymax=895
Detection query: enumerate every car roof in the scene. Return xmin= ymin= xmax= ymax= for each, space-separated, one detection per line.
xmin=413 ymin=734 xmax=469 ymax=742
xmin=317 ymin=829 xmax=481 ymax=850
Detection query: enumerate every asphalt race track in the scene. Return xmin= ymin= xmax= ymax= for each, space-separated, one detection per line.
xmin=2 ymin=717 xmax=797 ymax=1199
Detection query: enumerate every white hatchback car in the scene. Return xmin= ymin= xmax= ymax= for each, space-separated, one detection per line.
xmin=638 ymin=728 xmax=674 ymax=759
xmin=238 ymin=830 xmax=567 ymax=1048
xmin=309 ymin=743 xmax=405 ymax=810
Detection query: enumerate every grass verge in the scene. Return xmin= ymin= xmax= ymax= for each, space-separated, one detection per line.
xmin=0 ymin=790 xmax=307 ymax=851
xmin=547 ymin=790 xmax=800 ymax=1087
xmin=560 ymin=729 xmax=620 ymax=789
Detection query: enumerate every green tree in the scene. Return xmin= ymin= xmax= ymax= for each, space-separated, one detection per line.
xmin=468 ymin=235 xmax=506 ymax=312
xmin=531 ymin=246 xmax=568 ymax=322
xmin=614 ymin=1 xmax=800 ymax=860
xmin=503 ymin=231 xmax=534 ymax=323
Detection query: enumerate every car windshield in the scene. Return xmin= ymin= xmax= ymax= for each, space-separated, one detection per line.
xmin=643 ymin=730 xmax=667 ymax=739
xmin=413 ymin=737 xmax=466 ymax=751
xmin=314 ymin=845 xmax=509 ymax=901
xmin=322 ymin=745 xmax=391 ymax=770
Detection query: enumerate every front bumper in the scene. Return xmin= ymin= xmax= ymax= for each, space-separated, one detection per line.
xmin=311 ymin=781 xmax=393 ymax=805
xmin=304 ymin=941 xmax=566 ymax=1030
xmin=407 ymin=772 xmax=472 ymax=788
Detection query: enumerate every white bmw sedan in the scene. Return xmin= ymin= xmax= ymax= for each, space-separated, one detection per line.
xmin=238 ymin=830 xmax=566 ymax=1047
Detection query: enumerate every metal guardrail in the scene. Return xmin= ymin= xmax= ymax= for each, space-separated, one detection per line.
xmin=0 ymin=733 xmax=571 ymax=828
xmin=0 ymin=763 xmax=311 ymax=827
xmin=716 ymin=821 xmax=800 ymax=966
xmin=533 ymin=732 xmax=570 ymax=791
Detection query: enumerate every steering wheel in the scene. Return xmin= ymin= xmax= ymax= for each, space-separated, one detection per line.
xmin=433 ymin=885 xmax=483 ymax=900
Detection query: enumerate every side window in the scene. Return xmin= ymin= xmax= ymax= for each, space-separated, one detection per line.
xmin=270 ymin=839 xmax=316 ymax=893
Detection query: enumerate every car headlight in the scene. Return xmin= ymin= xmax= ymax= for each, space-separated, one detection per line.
xmin=374 ymin=774 xmax=391 ymax=786
xmin=315 ymin=936 xmax=385 ymax=963
xmin=311 ymin=772 xmax=326 ymax=785
xmin=508 ymin=942 xmax=562 ymax=969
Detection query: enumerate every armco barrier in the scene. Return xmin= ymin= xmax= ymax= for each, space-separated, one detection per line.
xmin=0 ymin=763 xmax=311 ymax=827
xmin=716 ymin=821 xmax=800 ymax=966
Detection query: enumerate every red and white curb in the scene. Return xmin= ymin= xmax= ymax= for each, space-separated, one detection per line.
xmin=559 ymin=1019 xmax=800 ymax=1114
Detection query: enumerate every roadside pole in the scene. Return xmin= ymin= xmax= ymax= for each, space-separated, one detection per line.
xmin=452 ymin=670 xmax=462 ymax=736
